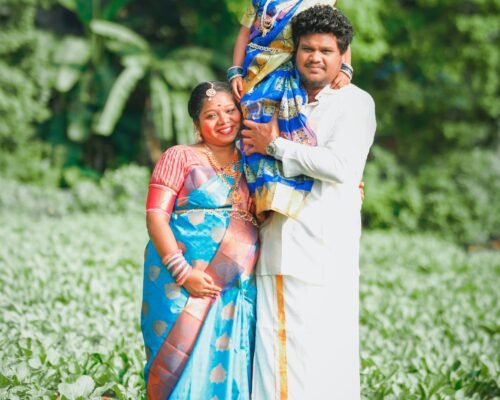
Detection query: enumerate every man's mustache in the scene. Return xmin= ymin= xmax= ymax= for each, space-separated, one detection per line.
xmin=304 ymin=63 xmax=326 ymax=69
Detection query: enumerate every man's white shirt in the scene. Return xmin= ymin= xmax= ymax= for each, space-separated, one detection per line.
xmin=257 ymin=83 xmax=376 ymax=284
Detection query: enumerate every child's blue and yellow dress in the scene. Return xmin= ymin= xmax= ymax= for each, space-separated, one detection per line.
xmin=240 ymin=0 xmax=319 ymax=219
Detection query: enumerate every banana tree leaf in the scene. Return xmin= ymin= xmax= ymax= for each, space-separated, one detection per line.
xmin=168 ymin=46 xmax=214 ymax=64
xmin=93 ymin=63 xmax=145 ymax=136
xmin=170 ymin=91 xmax=193 ymax=145
xmin=90 ymin=20 xmax=150 ymax=53
xmin=160 ymin=59 xmax=215 ymax=91
xmin=150 ymin=75 xmax=173 ymax=141
xmin=54 ymin=37 xmax=91 ymax=93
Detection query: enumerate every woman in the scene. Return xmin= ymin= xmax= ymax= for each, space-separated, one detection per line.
xmin=141 ymin=81 xmax=259 ymax=400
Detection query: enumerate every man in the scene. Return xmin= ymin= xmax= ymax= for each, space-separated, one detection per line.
xmin=241 ymin=5 xmax=376 ymax=399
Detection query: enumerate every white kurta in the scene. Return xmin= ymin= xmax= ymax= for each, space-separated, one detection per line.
xmin=252 ymin=84 xmax=376 ymax=399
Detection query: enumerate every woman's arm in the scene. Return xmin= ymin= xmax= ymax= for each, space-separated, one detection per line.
xmin=146 ymin=212 xmax=179 ymax=260
xmin=146 ymin=147 xmax=221 ymax=297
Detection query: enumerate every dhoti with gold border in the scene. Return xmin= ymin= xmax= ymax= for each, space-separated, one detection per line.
xmin=252 ymin=274 xmax=360 ymax=400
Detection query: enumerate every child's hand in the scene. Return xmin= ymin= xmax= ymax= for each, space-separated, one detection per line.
xmin=331 ymin=71 xmax=351 ymax=89
xmin=231 ymin=76 xmax=244 ymax=101
xmin=359 ymin=181 xmax=365 ymax=203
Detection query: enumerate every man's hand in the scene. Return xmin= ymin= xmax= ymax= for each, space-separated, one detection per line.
xmin=241 ymin=111 xmax=279 ymax=155
xmin=183 ymin=269 xmax=221 ymax=298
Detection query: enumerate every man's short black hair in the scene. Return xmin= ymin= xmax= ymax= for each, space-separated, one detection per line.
xmin=291 ymin=5 xmax=354 ymax=54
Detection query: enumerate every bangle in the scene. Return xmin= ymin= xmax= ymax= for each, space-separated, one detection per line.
xmin=340 ymin=63 xmax=353 ymax=80
xmin=163 ymin=250 xmax=192 ymax=286
xmin=161 ymin=249 xmax=181 ymax=265
xmin=227 ymin=66 xmax=244 ymax=82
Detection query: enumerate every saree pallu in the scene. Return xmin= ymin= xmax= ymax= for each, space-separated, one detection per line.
xmin=241 ymin=0 xmax=315 ymax=220
xmin=142 ymin=162 xmax=259 ymax=400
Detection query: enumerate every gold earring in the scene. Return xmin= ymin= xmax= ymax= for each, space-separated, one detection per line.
xmin=194 ymin=127 xmax=203 ymax=142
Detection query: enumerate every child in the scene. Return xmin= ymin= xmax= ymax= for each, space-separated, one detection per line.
xmin=228 ymin=0 xmax=353 ymax=220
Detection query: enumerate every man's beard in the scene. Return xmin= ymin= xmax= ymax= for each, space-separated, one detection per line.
xmin=299 ymin=73 xmax=330 ymax=90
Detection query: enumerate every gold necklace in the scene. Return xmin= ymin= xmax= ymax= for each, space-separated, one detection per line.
xmin=204 ymin=145 xmax=242 ymax=204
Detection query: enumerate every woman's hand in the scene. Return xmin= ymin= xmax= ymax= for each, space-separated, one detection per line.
xmin=231 ymin=76 xmax=244 ymax=101
xmin=183 ymin=269 xmax=221 ymax=298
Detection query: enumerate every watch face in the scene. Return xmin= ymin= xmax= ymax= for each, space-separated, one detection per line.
xmin=266 ymin=143 xmax=275 ymax=155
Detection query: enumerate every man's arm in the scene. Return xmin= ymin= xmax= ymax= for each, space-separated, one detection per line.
xmin=242 ymin=94 xmax=376 ymax=184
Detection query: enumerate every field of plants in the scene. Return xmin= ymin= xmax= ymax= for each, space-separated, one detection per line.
xmin=0 ymin=210 xmax=498 ymax=400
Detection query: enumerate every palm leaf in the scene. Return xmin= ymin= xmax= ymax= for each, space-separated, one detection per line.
xmin=93 ymin=63 xmax=145 ymax=136
xmin=160 ymin=58 xmax=216 ymax=90
xmin=170 ymin=91 xmax=193 ymax=145
xmin=90 ymin=20 xmax=150 ymax=53
xmin=150 ymin=75 xmax=173 ymax=141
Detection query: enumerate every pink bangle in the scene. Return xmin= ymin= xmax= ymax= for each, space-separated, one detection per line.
xmin=162 ymin=249 xmax=182 ymax=265
xmin=163 ymin=250 xmax=192 ymax=286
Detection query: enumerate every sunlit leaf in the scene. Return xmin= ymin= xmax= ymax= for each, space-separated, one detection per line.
xmin=54 ymin=37 xmax=91 ymax=93
xmin=150 ymin=75 xmax=173 ymax=141
xmin=170 ymin=91 xmax=193 ymax=145
xmin=94 ymin=63 xmax=145 ymax=136
xmin=90 ymin=20 xmax=149 ymax=53
xmin=58 ymin=375 xmax=95 ymax=400
xmin=160 ymin=59 xmax=215 ymax=90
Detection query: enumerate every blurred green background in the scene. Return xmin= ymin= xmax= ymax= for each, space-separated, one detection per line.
xmin=1 ymin=0 xmax=499 ymax=245
xmin=1 ymin=1 xmax=499 ymax=399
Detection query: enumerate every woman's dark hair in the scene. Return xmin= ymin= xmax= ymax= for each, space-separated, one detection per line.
xmin=187 ymin=81 xmax=235 ymax=121
xmin=291 ymin=5 xmax=354 ymax=54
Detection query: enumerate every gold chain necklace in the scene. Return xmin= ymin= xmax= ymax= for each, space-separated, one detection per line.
xmin=204 ymin=145 xmax=242 ymax=204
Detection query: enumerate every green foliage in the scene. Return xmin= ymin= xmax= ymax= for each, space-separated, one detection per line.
xmin=0 ymin=0 xmax=55 ymax=182
xmin=43 ymin=1 xmax=221 ymax=172
xmin=363 ymin=147 xmax=500 ymax=244
xmin=0 ymin=164 xmax=148 ymax=216
xmin=417 ymin=148 xmax=500 ymax=244
xmin=354 ymin=0 xmax=500 ymax=161
xmin=0 ymin=213 xmax=146 ymax=399
xmin=0 ymin=212 xmax=498 ymax=398
xmin=360 ymin=231 xmax=500 ymax=399
xmin=339 ymin=0 xmax=389 ymax=62
xmin=363 ymin=146 xmax=424 ymax=231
